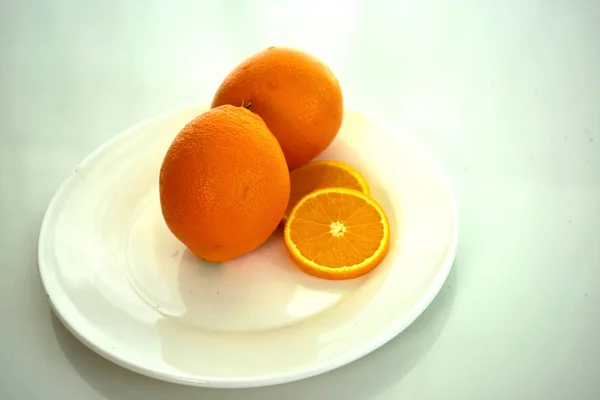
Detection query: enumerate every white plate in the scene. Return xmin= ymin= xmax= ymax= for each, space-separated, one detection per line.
xmin=38 ymin=104 xmax=458 ymax=388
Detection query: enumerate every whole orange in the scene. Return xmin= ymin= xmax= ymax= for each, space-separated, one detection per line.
xmin=211 ymin=46 xmax=343 ymax=170
xmin=159 ymin=105 xmax=290 ymax=262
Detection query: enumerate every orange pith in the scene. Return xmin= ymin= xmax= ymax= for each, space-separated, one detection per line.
xmin=284 ymin=188 xmax=390 ymax=280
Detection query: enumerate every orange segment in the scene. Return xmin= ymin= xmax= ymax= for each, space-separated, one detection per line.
xmin=284 ymin=188 xmax=390 ymax=280
xmin=284 ymin=160 xmax=370 ymax=221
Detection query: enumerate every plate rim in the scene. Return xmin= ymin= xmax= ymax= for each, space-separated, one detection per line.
xmin=38 ymin=102 xmax=459 ymax=388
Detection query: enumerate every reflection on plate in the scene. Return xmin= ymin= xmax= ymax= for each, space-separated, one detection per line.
xmin=38 ymin=104 xmax=457 ymax=388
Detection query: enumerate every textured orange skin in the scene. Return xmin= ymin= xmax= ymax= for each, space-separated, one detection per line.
xmin=159 ymin=105 xmax=290 ymax=262
xmin=211 ymin=47 xmax=343 ymax=170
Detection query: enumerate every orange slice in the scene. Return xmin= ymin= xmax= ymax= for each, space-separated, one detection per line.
xmin=284 ymin=160 xmax=370 ymax=221
xmin=284 ymin=188 xmax=390 ymax=280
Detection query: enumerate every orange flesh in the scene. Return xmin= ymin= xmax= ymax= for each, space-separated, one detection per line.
xmin=285 ymin=161 xmax=369 ymax=219
xmin=287 ymin=191 xmax=386 ymax=269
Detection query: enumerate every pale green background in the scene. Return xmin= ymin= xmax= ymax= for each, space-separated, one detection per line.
xmin=1 ymin=0 xmax=599 ymax=399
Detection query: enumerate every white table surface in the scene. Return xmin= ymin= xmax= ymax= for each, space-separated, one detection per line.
xmin=1 ymin=1 xmax=599 ymax=399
